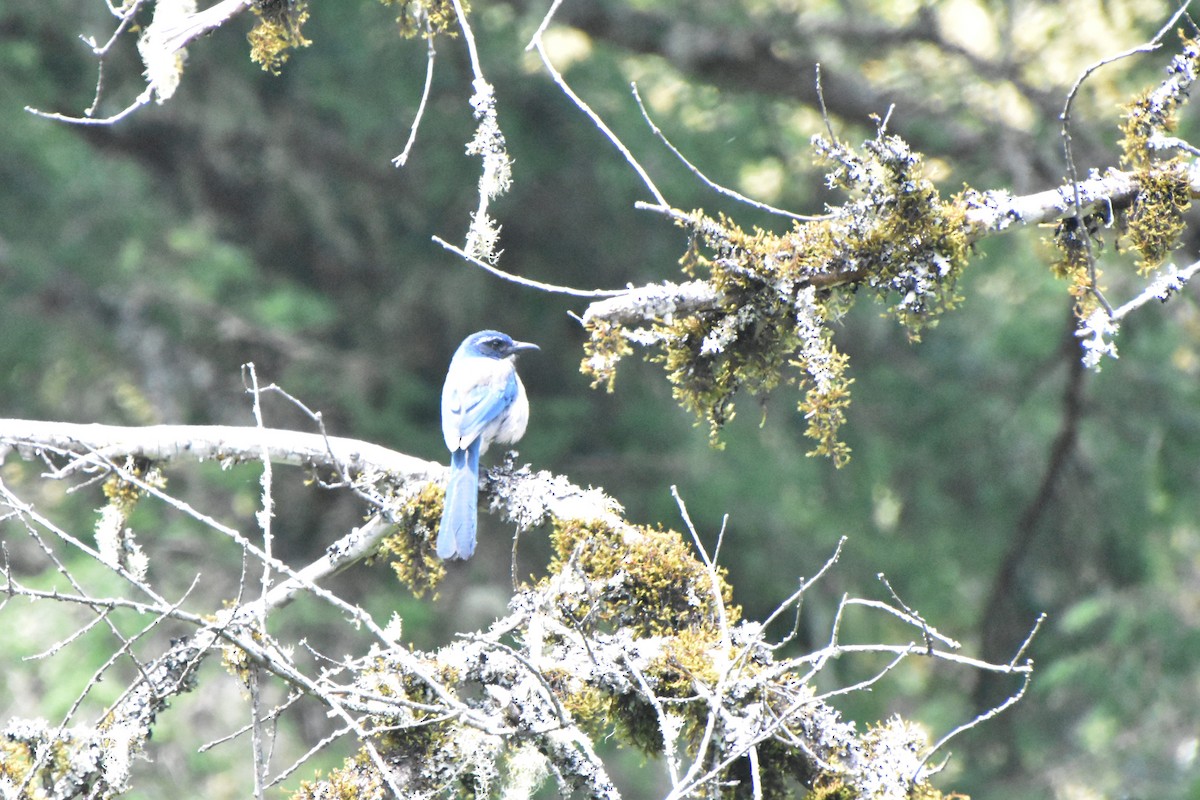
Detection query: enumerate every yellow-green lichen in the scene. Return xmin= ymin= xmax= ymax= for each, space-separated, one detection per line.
xmin=808 ymin=134 xmax=972 ymax=335
xmin=622 ymin=627 xmax=734 ymax=757
xmin=373 ymin=482 xmax=446 ymax=598
xmin=380 ymin=0 xmax=464 ymax=38
xmin=583 ymin=130 xmax=973 ymax=466
xmin=652 ymin=309 xmax=797 ymax=448
xmin=1116 ymin=34 xmax=1199 ymax=277
xmin=247 ymin=0 xmax=311 ymax=75
xmin=542 ymin=666 xmax=609 ymax=737
xmin=0 ymin=740 xmax=34 ymax=785
xmin=794 ymin=344 xmax=853 ymax=467
xmin=648 ymin=627 xmax=722 ymax=698
xmin=0 ymin=729 xmax=84 ymax=798
xmin=1125 ymin=163 xmax=1191 ymax=276
xmin=293 ymin=660 xmax=460 ymax=799
xmin=1117 ymin=34 xmax=1200 ymax=171
xmin=547 ymin=518 xmax=738 ymax=637
xmin=293 ymin=749 xmax=386 ymax=800
xmin=1049 ymin=213 xmax=1105 ymax=320
xmin=101 ymin=458 xmax=165 ymax=513
xmin=219 ymin=629 xmax=265 ymax=689
xmin=371 ymin=696 xmax=453 ymax=760
xmin=804 ymin=776 xmax=858 ymax=800
xmin=580 ymin=318 xmax=633 ymax=392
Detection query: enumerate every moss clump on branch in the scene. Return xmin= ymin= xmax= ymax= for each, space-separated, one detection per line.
xmin=234 ymin=0 xmax=466 ymax=78
xmin=581 ymin=318 xmax=634 ymax=393
xmin=293 ymin=750 xmax=387 ymax=800
xmin=1125 ymin=163 xmax=1192 ymax=276
xmin=1050 ymin=213 xmax=1106 ymax=320
xmin=583 ymin=129 xmax=972 ymax=466
xmin=1050 ymin=34 xmax=1200 ymax=318
xmin=547 ymin=517 xmax=739 ymax=637
xmin=1118 ymin=34 xmax=1200 ymax=171
xmin=374 ymin=481 xmax=446 ymax=599
xmin=294 ymin=660 xmax=464 ymax=800
xmin=0 ymin=721 xmax=140 ymax=799
xmin=379 ymin=0 xmax=464 ymax=38
xmin=293 ymin=504 xmax=963 ymax=800
xmin=247 ymin=0 xmax=311 ymax=74
xmin=1118 ymin=35 xmax=1198 ymax=275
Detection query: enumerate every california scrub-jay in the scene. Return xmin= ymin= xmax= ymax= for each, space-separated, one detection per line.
xmin=438 ymin=330 xmax=539 ymax=560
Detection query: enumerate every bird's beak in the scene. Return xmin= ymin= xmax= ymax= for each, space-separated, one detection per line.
xmin=508 ymin=341 xmax=540 ymax=355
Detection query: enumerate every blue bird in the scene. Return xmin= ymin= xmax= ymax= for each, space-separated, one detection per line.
xmin=438 ymin=330 xmax=539 ymax=560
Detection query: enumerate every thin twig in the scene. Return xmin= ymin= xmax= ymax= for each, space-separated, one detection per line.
xmin=393 ymin=15 xmax=438 ymax=167
xmin=758 ymin=537 xmax=846 ymax=637
xmin=200 ymin=691 xmax=304 ymax=753
xmin=26 ymin=85 xmax=155 ymax=127
xmin=1008 ymin=612 xmax=1047 ymax=668
xmin=842 ymin=597 xmax=960 ymax=649
xmin=622 ymin=652 xmax=683 ymax=788
xmin=432 ymin=235 xmax=626 ymax=297
xmin=450 ymin=0 xmax=483 ymax=80
xmin=528 ymin=2 xmax=669 ymax=209
xmin=914 ymin=668 xmax=1033 ymax=782
xmin=632 ymin=84 xmax=828 ymax=222
xmin=243 ymin=363 xmax=276 ymax=625
xmin=266 ymin=723 xmax=354 ymax=788
xmin=876 ymin=573 xmax=935 ymax=652
xmin=1112 ymin=256 xmax=1200 ymax=321
xmin=671 ymin=485 xmax=730 ymax=646
xmin=814 ymin=63 xmax=838 ymax=142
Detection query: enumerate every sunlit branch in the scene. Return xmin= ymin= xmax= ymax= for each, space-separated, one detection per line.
xmin=528 ymin=3 xmax=668 ymax=209
xmin=433 ymin=235 xmax=626 ymax=297
xmin=632 ymin=83 xmax=828 ymax=223
xmin=0 ymin=418 xmax=441 ymax=481
xmin=581 ymin=164 xmax=1200 ymax=329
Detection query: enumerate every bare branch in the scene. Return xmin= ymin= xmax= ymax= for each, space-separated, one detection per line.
xmin=528 ymin=3 xmax=668 ymax=209
xmin=393 ymin=17 xmax=438 ymax=167
xmin=433 ymin=235 xmax=626 ymax=297
xmin=632 ymin=83 xmax=828 ymax=223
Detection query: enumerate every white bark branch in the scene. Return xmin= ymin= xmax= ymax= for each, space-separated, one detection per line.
xmin=0 ymin=419 xmax=441 ymax=481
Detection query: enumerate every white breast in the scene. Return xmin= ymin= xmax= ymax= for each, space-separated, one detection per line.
xmin=485 ymin=375 xmax=529 ymax=450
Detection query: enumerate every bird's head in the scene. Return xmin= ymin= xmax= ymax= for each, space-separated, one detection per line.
xmin=461 ymin=330 xmax=540 ymax=360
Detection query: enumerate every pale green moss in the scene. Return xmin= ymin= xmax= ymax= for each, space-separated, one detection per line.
xmin=547 ymin=517 xmax=738 ymax=637
xmin=582 ymin=130 xmax=974 ymax=466
xmin=247 ymin=0 xmax=311 ymax=74
xmin=373 ymin=482 xmax=446 ymax=599
xmin=380 ymin=0 xmax=464 ymax=38
xmin=1126 ymin=163 xmax=1191 ymax=276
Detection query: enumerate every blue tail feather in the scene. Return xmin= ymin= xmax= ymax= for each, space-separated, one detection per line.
xmin=437 ymin=439 xmax=481 ymax=559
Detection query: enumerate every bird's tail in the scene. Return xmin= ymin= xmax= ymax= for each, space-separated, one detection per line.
xmin=437 ymin=440 xmax=481 ymax=559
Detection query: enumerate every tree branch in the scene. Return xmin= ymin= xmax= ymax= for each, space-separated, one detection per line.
xmin=584 ymin=165 xmax=1196 ymax=328
xmin=0 ymin=418 xmax=441 ymax=482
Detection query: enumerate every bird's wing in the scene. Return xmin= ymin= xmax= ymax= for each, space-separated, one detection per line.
xmin=442 ymin=362 xmax=518 ymax=450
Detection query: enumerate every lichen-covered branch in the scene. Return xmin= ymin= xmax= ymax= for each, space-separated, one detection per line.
xmin=0 ymin=420 xmax=1031 ymax=799
xmin=578 ymin=36 xmax=1200 ymax=464
xmin=31 ymin=0 xmax=462 ymax=124
xmin=584 ymin=164 xmax=1193 ymax=327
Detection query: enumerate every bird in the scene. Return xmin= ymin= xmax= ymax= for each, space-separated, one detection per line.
xmin=437 ymin=330 xmax=539 ymax=560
